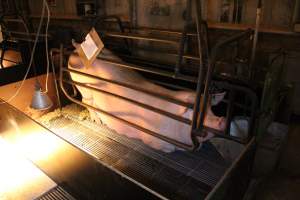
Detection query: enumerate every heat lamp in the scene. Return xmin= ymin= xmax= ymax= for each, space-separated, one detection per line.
xmin=30 ymin=81 xmax=53 ymax=110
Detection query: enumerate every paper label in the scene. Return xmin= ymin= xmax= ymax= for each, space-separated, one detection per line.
xmin=80 ymin=33 xmax=98 ymax=60
xmin=77 ymin=28 xmax=104 ymax=68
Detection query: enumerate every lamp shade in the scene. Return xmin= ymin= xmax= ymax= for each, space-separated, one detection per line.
xmin=30 ymin=81 xmax=53 ymax=110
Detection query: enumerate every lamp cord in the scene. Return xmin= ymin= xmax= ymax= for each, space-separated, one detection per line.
xmin=43 ymin=0 xmax=50 ymax=93
xmin=0 ymin=0 xmax=47 ymax=104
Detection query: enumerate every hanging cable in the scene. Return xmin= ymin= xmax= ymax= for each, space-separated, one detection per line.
xmin=43 ymin=0 xmax=50 ymax=93
xmin=0 ymin=1 xmax=46 ymax=104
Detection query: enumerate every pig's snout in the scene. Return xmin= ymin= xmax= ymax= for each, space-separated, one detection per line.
xmin=218 ymin=117 xmax=226 ymax=131
xmin=203 ymin=116 xmax=226 ymax=131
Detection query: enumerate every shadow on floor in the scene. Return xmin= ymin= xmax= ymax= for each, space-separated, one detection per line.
xmin=254 ymin=117 xmax=300 ymax=200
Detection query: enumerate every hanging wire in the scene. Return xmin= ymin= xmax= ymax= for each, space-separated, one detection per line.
xmin=43 ymin=0 xmax=50 ymax=93
xmin=0 ymin=1 xmax=46 ymax=104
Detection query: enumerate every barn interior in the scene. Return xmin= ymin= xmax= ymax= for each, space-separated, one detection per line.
xmin=0 ymin=0 xmax=299 ymax=200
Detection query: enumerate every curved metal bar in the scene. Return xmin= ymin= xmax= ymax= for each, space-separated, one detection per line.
xmin=197 ymin=29 xmax=254 ymax=134
xmin=59 ymin=56 xmax=193 ymax=151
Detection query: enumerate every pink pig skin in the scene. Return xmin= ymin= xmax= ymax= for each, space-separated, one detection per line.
xmin=68 ymin=50 xmax=225 ymax=152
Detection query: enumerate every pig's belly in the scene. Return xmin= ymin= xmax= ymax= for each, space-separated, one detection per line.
xmin=90 ymin=86 xmax=193 ymax=152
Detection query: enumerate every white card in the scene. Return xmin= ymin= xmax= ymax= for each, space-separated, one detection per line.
xmin=80 ymin=33 xmax=98 ymax=60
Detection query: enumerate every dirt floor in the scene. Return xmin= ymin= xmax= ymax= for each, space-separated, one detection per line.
xmin=254 ymin=117 xmax=300 ymax=200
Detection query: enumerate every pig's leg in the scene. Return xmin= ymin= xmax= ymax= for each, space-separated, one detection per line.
xmin=75 ymin=85 xmax=102 ymax=124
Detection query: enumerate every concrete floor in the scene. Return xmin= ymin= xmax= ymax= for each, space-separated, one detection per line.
xmin=254 ymin=118 xmax=300 ymax=200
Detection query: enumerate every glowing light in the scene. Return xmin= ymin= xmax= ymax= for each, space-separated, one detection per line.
xmin=15 ymin=131 xmax=61 ymax=162
xmin=0 ymin=138 xmax=56 ymax=200
xmin=7 ymin=117 xmax=63 ymax=163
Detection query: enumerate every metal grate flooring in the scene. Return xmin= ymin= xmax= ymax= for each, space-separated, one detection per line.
xmin=41 ymin=108 xmax=228 ymax=199
xmin=35 ymin=186 xmax=77 ymax=200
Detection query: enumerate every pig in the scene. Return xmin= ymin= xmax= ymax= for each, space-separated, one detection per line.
xmin=68 ymin=47 xmax=226 ymax=153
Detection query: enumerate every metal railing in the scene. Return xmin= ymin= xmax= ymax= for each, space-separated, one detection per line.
xmin=55 ymin=0 xmax=258 ymax=151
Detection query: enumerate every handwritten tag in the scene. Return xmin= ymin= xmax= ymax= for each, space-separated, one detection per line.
xmin=77 ymin=28 xmax=104 ymax=67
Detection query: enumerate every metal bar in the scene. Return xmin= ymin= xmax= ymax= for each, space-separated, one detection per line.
xmin=152 ymin=80 xmax=194 ymax=91
xmin=62 ymin=93 xmax=193 ymax=150
xmin=2 ymin=30 xmax=49 ymax=37
xmin=50 ymin=49 xmax=62 ymax=110
xmin=64 ymin=68 xmax=193 ymax=109
xmin=213 ymin=80 xmax=258 ymax=141
xmin=225 ymin=90 xmax=235 ymax=135
xmin=103 ymin=31 xmax=179 ymax=45
xmin=194 ymin=127 xmax=245 ymax=144
xmin=249 ymin=0 xmax=262 ymax=80
xmin=205 ymin=138 xmax=255 ymax=200
xmin=109 ymin=44 xmax=200 ymax=61
xmin=128 ymin=27 xmax=198 ymax=37
xmin=0 ymin=57 xmax=20 ymax=63
xmin=197 ymin=29 xmax=253 ymax=133
xmin=222 ymin=99 xmax=251 ymax=111
xmin=0 ymin=43 xmax=6 ymax=68
xmin=62 ymin=79 xmax=191 ymax=124
xmin=60 ymin=76 xmax=193 ymax=150
xmin=93 ymin=16 xmax=130 ymax=51
xmin=175 ymin=0 xmax=192 ymax=75
xmin=190 ymin=0 xmax=205 ymax=148
xmin=98 ymin=57 xmax=198 ymax=82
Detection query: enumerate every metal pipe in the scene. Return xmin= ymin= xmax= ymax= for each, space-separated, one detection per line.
xmin=249 ymin=0 xmax=262 ymax=80
xmin=59 ymin=44 xmax=64 ymax=108
xmin=64 ymin=68 xmax=193 ymax=108
xmin=50 ymin=49 xmax=62 ymax=110
xmin=128 ymin=26 xmax=198 ymax=37
xmin=93 ymin=16 xmax=130 ymax=50
xmin=197 ymin=30 xmax=253 ymax=133
xmin=193 ymin=127 xmax=245 ymax=144
xmin=99 ymin=57 xmax=198 ymax=82
xmin=225 ymin=90 xmax=235 ymax=135
xmin=62 ymin=79 xmax=191 ymax=124
xmin=2 ymin=30 xmax=49 ymax=37
xmin=175 ymin=0 xmax=192 ymax=75
xmin=129 ymin=0 xmax=138 ymax=28
xmin=104 ymin=32 xmax=179 ymax=45
xmin=190 ymin=0 xmax=205 ymax=148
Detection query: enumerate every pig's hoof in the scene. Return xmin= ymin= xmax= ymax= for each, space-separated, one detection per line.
xmin=194 ymin=142 xmax=203 ymax=151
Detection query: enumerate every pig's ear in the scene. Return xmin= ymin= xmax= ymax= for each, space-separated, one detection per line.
xmin=211 ymin=92 xmax=226 ymax=106
xmin=72 ymin=39 xmax=81 ymax=50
